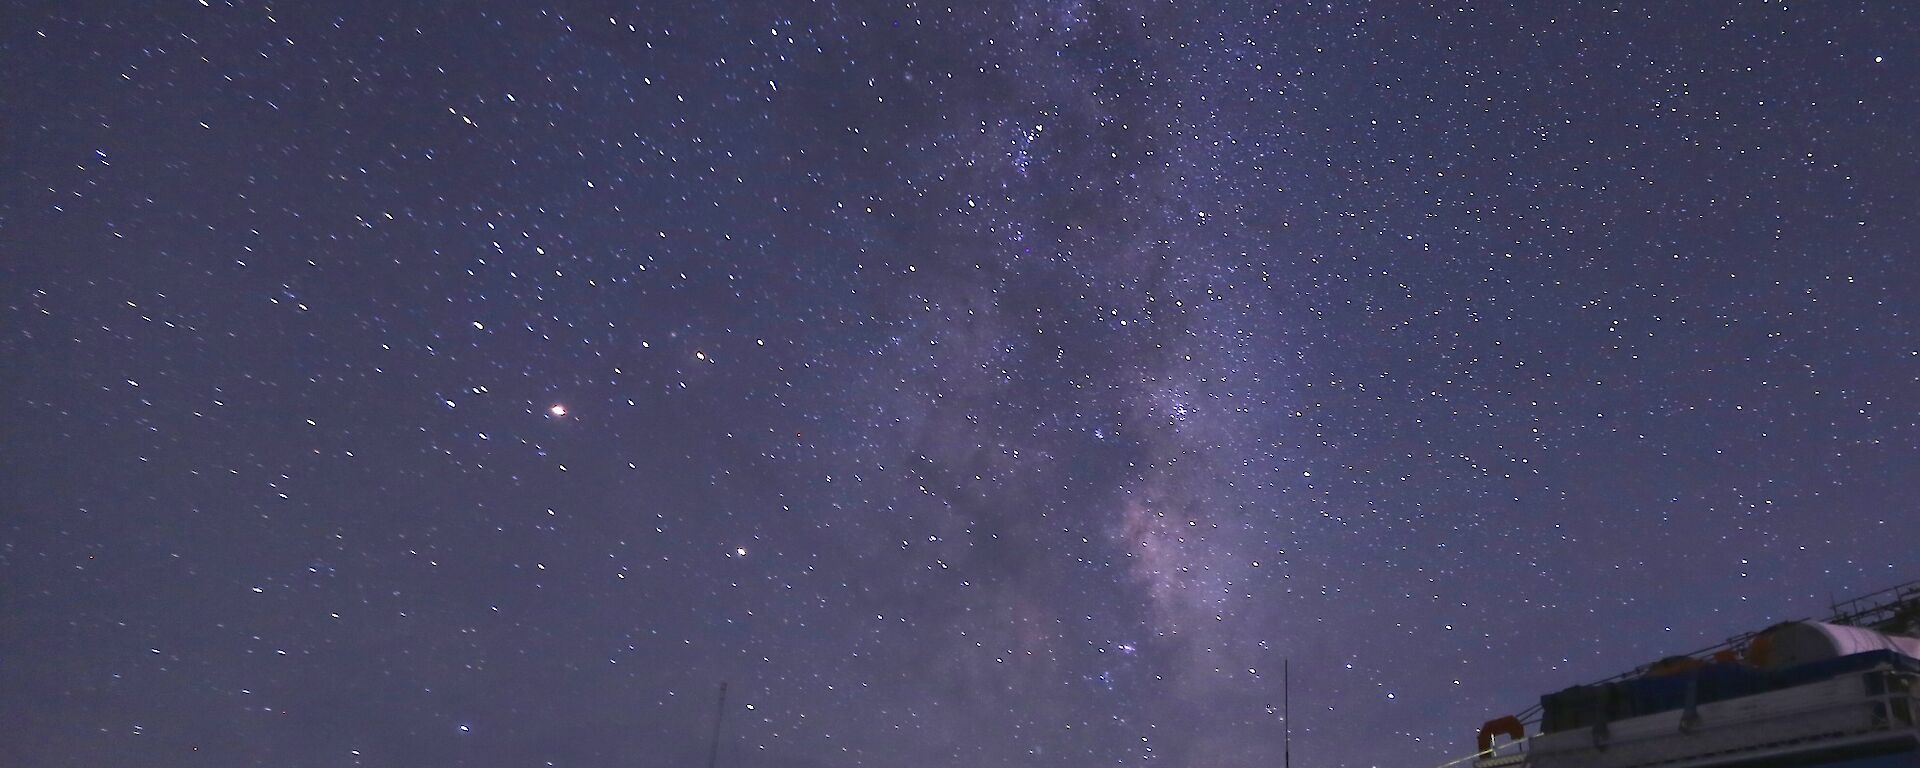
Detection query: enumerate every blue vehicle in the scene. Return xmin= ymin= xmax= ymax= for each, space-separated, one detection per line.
xmin=1452 ymin=582 xmax=1920 ymax=768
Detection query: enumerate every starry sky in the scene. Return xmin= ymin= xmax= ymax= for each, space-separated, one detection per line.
xmin=2 ymin=2 xmax=1916 ymax=767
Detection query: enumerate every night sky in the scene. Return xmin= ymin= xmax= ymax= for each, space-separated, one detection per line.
xmin=3 ymin=3 xmax=1916 ymax=767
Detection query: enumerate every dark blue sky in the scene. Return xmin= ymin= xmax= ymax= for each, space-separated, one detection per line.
xmin=3 ymin=2 xmax=1915 ymax=766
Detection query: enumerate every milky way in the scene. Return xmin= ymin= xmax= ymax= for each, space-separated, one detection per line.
xmin=3 ymin=3 xmax=1916 ymax=767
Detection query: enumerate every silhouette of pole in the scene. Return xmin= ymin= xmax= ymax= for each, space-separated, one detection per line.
xmin=1284 ymin=659 xmax=1291 ymax=768
xmin=707 ymin=682 xmax=728 ymax=768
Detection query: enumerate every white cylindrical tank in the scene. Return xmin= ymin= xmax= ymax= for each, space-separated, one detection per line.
xmin=1763 ymin=621 xmax=1920 ymax=669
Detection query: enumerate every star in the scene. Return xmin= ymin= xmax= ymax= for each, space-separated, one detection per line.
xmin=6 ymin=4 xmax=1909 ymax=767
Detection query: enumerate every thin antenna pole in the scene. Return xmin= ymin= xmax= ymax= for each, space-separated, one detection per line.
xmin=707 ymin=682 xmax=729 ymax=768
xmin=1284 ymin=659 xmax=1291 ymax=768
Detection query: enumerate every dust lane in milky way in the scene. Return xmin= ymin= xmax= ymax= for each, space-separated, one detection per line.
xmin=2 ymin=3 xmax=1916 ymax=767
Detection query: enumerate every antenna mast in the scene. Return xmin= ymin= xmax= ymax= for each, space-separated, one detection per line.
xmin=1284 ymin=659 xmax=1292 ymax=768
xmin=707 ymin=682 xmax=729 ymax=768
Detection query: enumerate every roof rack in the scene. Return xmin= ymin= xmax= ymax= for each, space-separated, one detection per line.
xmin=1827 ymin=578 xmax=1920 ymax=634
xmin=1445 ymin=579 xmax=1920 ymax=768
xmin=1579 ymin=579 xmax=1920 ymax=690
xmin=1495 ymin=579 xmax=1920 ymax=733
